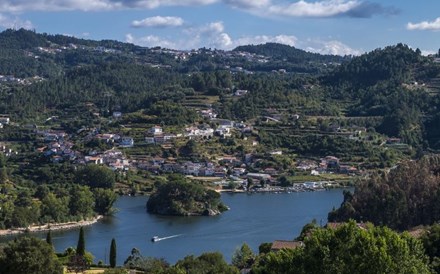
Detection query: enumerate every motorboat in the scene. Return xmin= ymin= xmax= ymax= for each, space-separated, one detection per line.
xmin=151 ymin=236 xmax=160 ymax=242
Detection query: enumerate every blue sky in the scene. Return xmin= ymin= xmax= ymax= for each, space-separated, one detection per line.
xmin=0 ymin=0 xmax=439 ymax=55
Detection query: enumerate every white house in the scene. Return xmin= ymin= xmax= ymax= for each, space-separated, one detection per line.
xmin=149 ymin=126 xmax=163 ymax=135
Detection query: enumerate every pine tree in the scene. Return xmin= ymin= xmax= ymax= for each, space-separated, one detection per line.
xmin=109 ymin=238 xmax=116 ymax=268
xmin=46 ymin=230 xmax=53 ymax=248
xmin=76 ymin=227 xmax=85 ymax=256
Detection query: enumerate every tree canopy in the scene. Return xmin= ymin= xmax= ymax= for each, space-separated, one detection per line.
xmin=252 ymin=221 xmax=430 ymax=274
xmin=329 ymin=156 xmax=440 ymax=230
xmin=0 ymin=236 xmax=63 ymax=274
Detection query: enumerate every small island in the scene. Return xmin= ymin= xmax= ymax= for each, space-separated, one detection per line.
xmin=146 ymin=176 xmax=229 ymax=216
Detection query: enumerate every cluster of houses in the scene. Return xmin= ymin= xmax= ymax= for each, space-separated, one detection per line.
xmin=0 ymin=75 xmax=44 ymax=86
xmin=37 ymin=130 xmax=77 ymax=163
xmin=145 ymin=126 xmax=180 ymax=145
xmin=297 ymin=156 xmax=358 ymax=175
xmin=37 ymin=129 xmax=131 ymax=170
xmin=83 ymin=150 xmax=129 ymax=171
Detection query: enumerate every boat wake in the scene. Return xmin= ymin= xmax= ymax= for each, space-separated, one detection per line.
xmin=151 ymin=234 xmax=182 ymax=242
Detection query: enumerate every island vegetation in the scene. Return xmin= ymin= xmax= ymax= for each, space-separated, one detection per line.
xmin=146 ymin=175 xmax=228 ymax=216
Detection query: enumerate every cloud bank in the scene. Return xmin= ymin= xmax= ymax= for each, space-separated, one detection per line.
xmin=0 ymin=0 xmax=397 ymax=18
xmin=407 ymin=17 xmax=440 ymax=31
xmin=126 ymin=19 xmax=360 ymax=56
xmin=131 ymin=16 xmax=184 ymax=28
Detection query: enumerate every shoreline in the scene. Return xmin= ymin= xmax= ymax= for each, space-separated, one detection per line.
xmin=0 ymin=215 xmax=104 ymax=237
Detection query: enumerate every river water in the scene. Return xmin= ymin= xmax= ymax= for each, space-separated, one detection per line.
xmin=3 ymin=189 xmax=348 ymax=265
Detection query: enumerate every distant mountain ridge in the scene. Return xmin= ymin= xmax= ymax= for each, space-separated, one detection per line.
xmin=0 ymin=28 xmax=138 ymax=51
xmin=233 ymin=42 xmax=350 ymax=63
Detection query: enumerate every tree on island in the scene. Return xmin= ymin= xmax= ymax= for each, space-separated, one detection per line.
xmin=110 ymin=238 xmax=117 ymax=268
xmin=146 ymin=175 xmax=228 ymax=216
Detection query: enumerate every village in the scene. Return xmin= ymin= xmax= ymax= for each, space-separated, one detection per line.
xmin=0 ymin=107 xmax=372 ymax=194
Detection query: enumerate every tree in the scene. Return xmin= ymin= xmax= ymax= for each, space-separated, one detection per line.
xmin=329 ymin=156 xmax=440 ymax=230
xmin=67 ymin=254 xmax=88 ymax=274
xmin=0 ymin=236 xmax=62 ymax=274
xmin=258 ymin=242 xmax=272 ymax=254
xmin=77 ymin=226 xmax=86 ymax=256
xmin=124 ymin=248 xmax=169 ymax=272
xmin=231 ymin=243 xmax=255 ymax=269
xmin=41 ymin=192 xmax=69 ymax=223
xmin=178 ymin=139 xmax=199 ymax=160
xmin=110 ymin=238 xmax=117 ymax=268
xmin=46 ymin=230 xmax=53 ymax=248
xmin=69 ymin=185 xmax=94 ymax=219
xmin=76 ymin=164 xmax=116 ymax=189
xmin=94 ymin=188 xmax=117 ymax=215
xmin=0 ymin=153 xmax=7 ymax=184
xmin=421 ymin=224 xmax=440 ymax=272
xmin=174 ymin=252 xmax=239 ymax=274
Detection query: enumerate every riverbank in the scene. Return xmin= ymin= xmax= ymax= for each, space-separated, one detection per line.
xmin=0 ymin=215 xmax=104 ymax=236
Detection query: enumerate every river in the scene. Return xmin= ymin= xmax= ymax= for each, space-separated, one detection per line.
xmin=2 ymin=189 xmax=348 ymax=265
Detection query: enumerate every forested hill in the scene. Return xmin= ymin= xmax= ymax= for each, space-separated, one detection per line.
xmin=233 ymin=42 xmax=349 ymax=63
xmin=0 ymin=28 xmax=138 ymax=51
xmin=324 ymin=43 xmax=439 ymax=91
xmin=1 ymin=29 xmax=440 ymax=148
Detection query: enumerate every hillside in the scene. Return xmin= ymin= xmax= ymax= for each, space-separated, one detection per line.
xmin=234 ymin=42 xmax=348 ymax=63
xmin=1 ymin=28 xmax=440 ymax=150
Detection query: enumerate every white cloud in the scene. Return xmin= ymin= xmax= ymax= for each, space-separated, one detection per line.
xmin=0 ymin=0 xmax=396 ymax=19
xmin=182 ymin=21 xmax=230 ymax=48
xmin=131 ymin=16 xmax=184 ymax=28
xmin=0 ymin=13 xmax=33 ymax=29
xmin=0 ymin=0 xmax=218 ymax=12
xmin=407 ymin=17 xmax=440 ymax=31
xmin=268 ymin=0 xmax=359 ymax=17
xmin=125 ymin=33 xmax=177 ymax=48
xmin=126 ymin=18 xmax=360 ymax=56
xmin=302 ymin=39 xmax=361 ymax=56
xmin=197 ymin=21 xmax=225 ymax=34
xmin=0 ymin=0 xmax=119 ymax=12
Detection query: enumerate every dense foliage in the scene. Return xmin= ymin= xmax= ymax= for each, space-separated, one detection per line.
xmin=329 ymin=156 xmax=440 ymax=230
xmin=252 ymin=221 xmax=430 ymax=274
xmin=146 ymin=175 xmax=228 ymax=216
xmin=421 ymin=224 xmax=440 ymax=273
xmin=0 ymin=236 xmax=63 ymax=274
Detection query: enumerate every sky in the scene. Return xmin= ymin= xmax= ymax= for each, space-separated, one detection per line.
xmin=0 ymin=0 xmax=439 ymax=56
